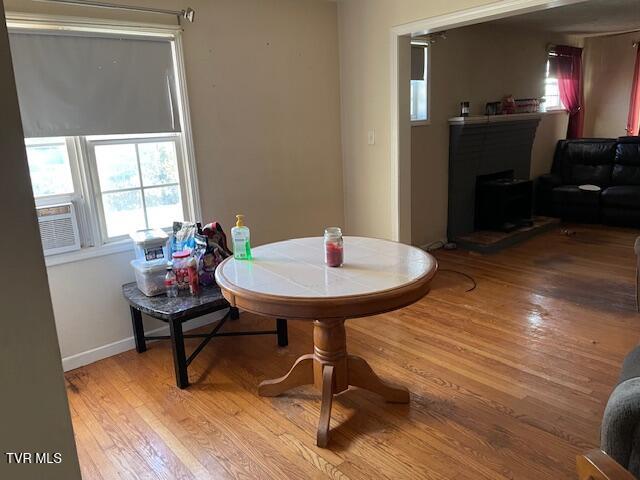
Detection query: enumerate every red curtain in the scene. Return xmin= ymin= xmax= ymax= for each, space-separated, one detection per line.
xmin=551 ymin=45 xmax=584 ymax=139
xmin=627 ymin=45 xmax=640 ymax=136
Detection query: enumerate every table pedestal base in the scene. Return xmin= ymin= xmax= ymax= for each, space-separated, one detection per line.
xmin=258 ymin=318 xmax=409 ymax=447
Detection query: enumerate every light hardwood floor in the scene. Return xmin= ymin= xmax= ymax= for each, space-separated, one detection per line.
xmin=66 ymin=224 xmax=640 ymax=479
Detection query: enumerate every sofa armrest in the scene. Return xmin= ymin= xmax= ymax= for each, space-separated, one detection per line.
xmin=602 ymin=377 xmax=640 ymax=474
xmin=577 ymin=450 xmax=635 ymax=480
xmin=537 ymin=173 xmax=563 ymax=190
xmin=535 ymin=173 xmax=563 ymax=216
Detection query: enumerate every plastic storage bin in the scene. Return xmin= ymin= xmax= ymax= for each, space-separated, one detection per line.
xmin=130 ymin=229 xmax=169 ymax=262
xmin=131 ymin=258 xmax=167 ymax=296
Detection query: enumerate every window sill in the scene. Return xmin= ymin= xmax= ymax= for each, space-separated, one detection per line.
xmin=543 ymin=108 xmax=568 ymax=114
xmin=411 ymin=120 xmax=431 ymax=127
xmin=45 ymin=239 xmax=134 ymax=268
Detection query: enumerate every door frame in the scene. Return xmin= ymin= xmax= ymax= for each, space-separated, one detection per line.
xmin=389 ymin=0 xmax=589 ymax=243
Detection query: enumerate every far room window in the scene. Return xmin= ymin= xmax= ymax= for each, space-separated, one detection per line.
xmin=410 ymin=43 xmax=429 ymax=122
xmin=544 ymin=56 xmax=563 ymax=111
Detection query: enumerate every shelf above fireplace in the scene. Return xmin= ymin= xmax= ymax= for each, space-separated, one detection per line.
xmin=448 ymin=112 xmax=544 ymax=125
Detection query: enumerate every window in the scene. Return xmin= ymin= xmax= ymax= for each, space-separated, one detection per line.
xmin=544 ymin=56 xmax=563 ymax=111
xmin=89 ymin=135 xmax=185 ymax=239
xmin=11 ymin=19 xmax=199 ymax=260
xmin=25 ymin=133 xmax=191 ymax=246
xmin=410 ymin=44 xmax=429 ymax=122
xmin=25 ymin=137 xmax=75 ymax=198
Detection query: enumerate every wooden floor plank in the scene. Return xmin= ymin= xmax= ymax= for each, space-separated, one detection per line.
xmin=66 ymin=224 xmax=640 ymax=479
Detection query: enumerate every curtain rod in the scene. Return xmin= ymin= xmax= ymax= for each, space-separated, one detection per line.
xmin=411 ymin=31 xmax=447 ymax=47
xmin=32 ymin=0 xmax=195 ymax=24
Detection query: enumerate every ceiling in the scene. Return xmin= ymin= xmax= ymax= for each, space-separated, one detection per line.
xmin=493 ymin=0 xmax=640 ymax=36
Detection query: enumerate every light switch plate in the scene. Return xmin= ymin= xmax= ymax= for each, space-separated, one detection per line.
xmin=367 ymin=130 xmax=375 ymax=145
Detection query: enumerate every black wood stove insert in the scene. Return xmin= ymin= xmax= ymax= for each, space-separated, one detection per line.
xmin=475 ymin=170 xmax=533 ymax=232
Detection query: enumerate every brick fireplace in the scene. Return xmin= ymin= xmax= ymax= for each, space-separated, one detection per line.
xmin=447 ymin=113 xmax=542 ymax=242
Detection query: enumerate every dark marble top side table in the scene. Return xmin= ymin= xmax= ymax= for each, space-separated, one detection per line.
xmin=122 ymin=282 xmax=288 ymax=388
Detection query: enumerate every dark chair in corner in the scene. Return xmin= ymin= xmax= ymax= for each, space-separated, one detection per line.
xmin=577 ymin=346 xmax=640 ymax=479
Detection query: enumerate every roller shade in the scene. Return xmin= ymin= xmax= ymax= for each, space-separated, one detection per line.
xmin=411 ymin=45 xmax=425 ymax=81
xmin=8 ymin=30 xmax=181 ymax=138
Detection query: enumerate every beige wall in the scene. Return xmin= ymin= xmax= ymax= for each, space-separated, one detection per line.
xmin=338 ymin=0 xmax=500 ymax=241
xmin=0 ymin=2 xmax=81 ymax=477
xmin=5 ymin=0 xmax=344 ymax=362
xmin=531 ymin=112 xmax=570 ymax=177
xmin=583 ymin=31 xmax=638 ymax=138
xmin=410 ymin=23 xmax=573 ymax=246
xmin=337 ymin=0 xmax=591 ymax=245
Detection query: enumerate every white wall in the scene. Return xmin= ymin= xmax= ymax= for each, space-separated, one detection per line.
xmin=47 ymin=251 xmax=140 ymax=367
xmin=583 ymin=31 xmax=638 ymax=138
xmin=0 ymin=1 xmax=81 ymax=476
xmin=409 ymin=23 xmax=573 ymax=246
xmin=5 ymin=0 xmax=344 ymax=366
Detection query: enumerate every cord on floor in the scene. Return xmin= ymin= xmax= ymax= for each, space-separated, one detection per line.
xmin=438 ymin=268 xmax=477 ymax=292
xmin=422 ymin=241 xmax=476 ymax=292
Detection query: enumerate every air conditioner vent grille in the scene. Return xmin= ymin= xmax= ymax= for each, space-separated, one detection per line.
xmin=37 ymin=203 xmax=81 ymax=256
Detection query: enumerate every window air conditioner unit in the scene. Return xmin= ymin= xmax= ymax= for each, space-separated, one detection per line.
xmin=37 ymin=203 xmax=81 ymax=256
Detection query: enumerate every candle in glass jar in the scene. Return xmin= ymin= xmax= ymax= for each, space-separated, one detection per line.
xmin=324 ymin=227 xmax=343 ymax=267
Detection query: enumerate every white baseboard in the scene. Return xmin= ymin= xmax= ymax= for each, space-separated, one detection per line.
xmin=61 ymin=310 xmax=228 ymax=372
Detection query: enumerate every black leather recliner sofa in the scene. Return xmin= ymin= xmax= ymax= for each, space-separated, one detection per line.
xmin=537 ymin=137 xmax=640 ymax=227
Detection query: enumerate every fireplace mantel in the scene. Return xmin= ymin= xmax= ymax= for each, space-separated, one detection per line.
xmin=448 ymin=112 xmax=543 ymax=125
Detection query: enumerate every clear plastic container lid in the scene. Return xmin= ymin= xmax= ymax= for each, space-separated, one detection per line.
xmin=129 ymin=228 xmax=168 ymax=247
xmin=131 ymin=258 xmax=167 ymax=273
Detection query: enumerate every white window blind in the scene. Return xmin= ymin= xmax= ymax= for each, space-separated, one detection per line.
xmin=8 ymin=30 xmax=181 ymax=138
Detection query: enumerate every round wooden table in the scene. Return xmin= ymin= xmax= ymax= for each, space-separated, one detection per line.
xmin=215 ymin=236 xmax=438 ymax=447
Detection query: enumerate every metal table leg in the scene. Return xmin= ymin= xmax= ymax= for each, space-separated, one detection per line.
xmin=130 ymin=306 xmax=146 ymax=353
xmin=169 ymin=318 xmax=189 ymax=389
xmin=129 ymin=303 xmax=287 ymax=389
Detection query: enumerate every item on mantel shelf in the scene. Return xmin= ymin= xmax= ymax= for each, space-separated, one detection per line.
xmin=231 ymin=214 xmax=252 ymax=260
xmin=515 ymin=98 xmax=540 ymax=114
xmin=130 ymin=228 xmax=169 ymax=262
xmin=501 ymin=95 xmax=516 ymax=114
xmin=460 ymin=101 xmax=470 ymax=117
xmin=324 ymin=227 xmax=344 ymax=267
xmin=485 ymin=102 xmax=501 ymax=116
